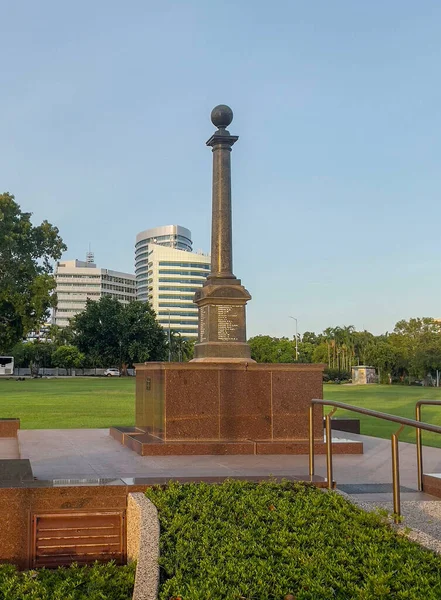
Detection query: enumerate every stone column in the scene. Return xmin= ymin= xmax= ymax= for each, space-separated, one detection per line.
xmin=192 ymin=105 xmax=253 ymax=362
xmin=207 ymin=105 xmax=237 ymax=279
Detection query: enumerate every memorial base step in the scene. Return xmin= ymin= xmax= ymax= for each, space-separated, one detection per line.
xmin=110 ymin=427 xmax=363 ymax=456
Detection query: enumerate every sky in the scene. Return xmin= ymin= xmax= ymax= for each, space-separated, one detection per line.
xmin=1 ymin=1 xmax=441 ymax=338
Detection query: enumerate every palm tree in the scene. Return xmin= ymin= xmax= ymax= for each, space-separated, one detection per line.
xmin=341 ymin=325 xmax=355 ymax=371
xmin=323 ymin=328 xmax=334 ymax=368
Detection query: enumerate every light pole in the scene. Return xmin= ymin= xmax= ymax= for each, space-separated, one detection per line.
xmin=289 ymin=316 xmax=299 ymax=361
xmin=167 ymin=309 xmax=171 ymax=362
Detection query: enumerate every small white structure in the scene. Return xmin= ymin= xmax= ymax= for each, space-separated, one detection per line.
xmin=352 ymin=365 xmax=377 ymax=385
xmin=0 ymin=356 xmax=14 ymax=376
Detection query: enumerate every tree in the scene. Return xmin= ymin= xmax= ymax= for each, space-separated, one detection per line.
xmin=386 ymin=318 xmax=441 ymax=382
xmin=248 ymin=336 xmax=295 ymax=363
xmin=0 ymin=193 xmax=66 ymax=352
xmin=73 ymin=296 xmax=122 ymax=367
xmin=297 ymin=341 xmax=315 ymax=363
xmin=52 ymin=345 xmax=85 ymax=374
xmin=47 ymin=324 xmax=75 ymax=347
xmin=393 ymin=317 xmax=441 ymax=339
xmin=249 ymin=336 xmax=277 ymax=363
xmin=412 ymin=340 xmax=441 ymax=382
xmin=121 ymin=301 xmax=168 ymax=366
xmin=312 ymin=342 xmax=329 ymax=364
xmin=301 ymin=331 xmax=320 ymax=345
xmin=365 ymin=341 xmax=400 ymax=384
xmin=72 ymin=297 xmax=168 ymax=368
xmin=169 ymin=332 xmax=195 ymax=362
xmin=353 ymin=330 xmax=375 ymax=365
xmin=247 ymin=319 xmax=441 ymax=385
xmin=11 ymin=340 xmax=55 ymax=375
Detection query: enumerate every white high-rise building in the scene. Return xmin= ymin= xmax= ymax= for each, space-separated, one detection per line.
xmin=53 ymin=258 xmax=136 ymax=328
xmin=135 ymin=225 xmax=210 ymax=338
xmin=135 ymin=225 xmax=193 ymax=302
xmin=145 ymin=244 xmax=210 ymax=338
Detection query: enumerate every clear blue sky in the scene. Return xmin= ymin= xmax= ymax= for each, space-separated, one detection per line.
xmin=1 ymin=1 xmax=440 ymax=338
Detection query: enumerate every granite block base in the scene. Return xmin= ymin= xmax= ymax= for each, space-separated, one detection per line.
xmin=110 ymin=427 xmax=363 ymax=456
xmin=0 ymin=419 xmax=20 ymax=438
xmin=133 ymin=362 xmax=326 ymax=441
xmin=422 ymin=473 xmax=441 ymax=497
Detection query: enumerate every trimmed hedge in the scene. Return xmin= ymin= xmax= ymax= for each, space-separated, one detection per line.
xmin=0 ymin=561 xmax=135 ymax=600
xmin=146 ymin=480 xmax=441 ymax=600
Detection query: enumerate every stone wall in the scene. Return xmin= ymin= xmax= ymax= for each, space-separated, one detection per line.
xmin=0 ymin=483 xmax=146 ymax=569
xmin=127 ymin=493 xmax=159 ymax=600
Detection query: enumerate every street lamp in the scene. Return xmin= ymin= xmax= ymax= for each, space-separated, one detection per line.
xmin=289 ymin=316 xmax=299 ymax=361
xmin=166 ymin=309 xmax=171 ymax=362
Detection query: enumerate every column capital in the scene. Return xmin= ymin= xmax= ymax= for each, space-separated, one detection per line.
xmin=206 ymin=133 xmax=239 ymax=148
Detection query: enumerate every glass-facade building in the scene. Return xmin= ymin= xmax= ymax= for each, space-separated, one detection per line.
xmin=135 ymin=226 xmax=210 ymax=339
xmin=135 ymin=225 xmax=193 ymax=302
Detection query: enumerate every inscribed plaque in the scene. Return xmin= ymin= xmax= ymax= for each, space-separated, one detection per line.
xmin=199 ymin=305 xmax=208 ymax=342
xmin=217 ymin=305 xmax=241 ymax=341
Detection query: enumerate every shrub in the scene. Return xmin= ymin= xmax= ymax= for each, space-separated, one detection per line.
xmin=0 ymin=560 xmax=135 ymax=600
xmin=146 ymin=480 xmax=441 ymax=600
xmin=324 ymin=368 xmax=351 ymax=382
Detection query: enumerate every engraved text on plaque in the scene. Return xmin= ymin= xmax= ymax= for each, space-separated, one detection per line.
xmin=217 ymin=305 xmax=241 ymax=342
xmin=199 ymin=305 xmax=208 ymax=342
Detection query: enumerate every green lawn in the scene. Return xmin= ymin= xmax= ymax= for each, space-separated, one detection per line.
xmin=324 ymin=384 xmax=441 ymax=447
xmin=0 ymin=378 xmax=135 ymax=429
xmin=1 ymin=379 xmax=441 ymax=448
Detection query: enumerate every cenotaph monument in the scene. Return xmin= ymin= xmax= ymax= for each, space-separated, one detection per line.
xmin=192 ymin=105 xmax=252 ymax=362
xmin=110 ymin=106 xmax=363 ymax=457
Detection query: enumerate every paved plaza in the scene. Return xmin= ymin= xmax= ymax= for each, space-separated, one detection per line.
xmin=14 ymin=429 xmax=441 ymax=494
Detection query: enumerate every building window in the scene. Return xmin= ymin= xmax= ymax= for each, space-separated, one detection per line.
xmin=158 ymin=262 xmax=209 ymax=269
xmin=158 ymin=294 xmax=198 ymax=301
xmin=158 ymin=270 xmax=209 ymax=277
xmin=158 ymin=286 xmax=199 ymax=292
xmin=159 ymin=302 xmax=198 ymax=308
xmin=158 ymin=318 xmax=198 ymax=324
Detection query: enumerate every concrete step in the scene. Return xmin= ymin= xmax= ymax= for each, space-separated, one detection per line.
xmin=0 ymin=438 xmax=19 ymax=459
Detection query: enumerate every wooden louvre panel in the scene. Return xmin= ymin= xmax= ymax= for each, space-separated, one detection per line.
xmin=32 ymin=511 xmax=125 ymax=568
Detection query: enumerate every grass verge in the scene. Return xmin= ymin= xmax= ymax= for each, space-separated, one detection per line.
xmin=0 ymin=561 xmax=135 ymax=600
xmin=324 ymin=384 xmax=441 ymax=447
xmin=0 ymin=378 xmax=135 ymax=429
xmin=146 ymin=480 xmax=441 ymax=600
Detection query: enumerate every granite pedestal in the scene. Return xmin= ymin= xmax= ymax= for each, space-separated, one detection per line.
xmin=110 ymin=362 xmax=363 ymax=456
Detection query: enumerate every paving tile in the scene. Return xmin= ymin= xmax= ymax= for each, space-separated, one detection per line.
xmin=14 ymin=428 xmax=441 ymax=489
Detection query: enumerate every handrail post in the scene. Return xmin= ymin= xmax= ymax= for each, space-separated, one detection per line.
xmin=308 ymin=399 xmax=441 ymax=499
xmin=416 ymin=403 xmax=423 ymax=491
xmin=309 ymin=404 xmax=315 ymax=478
xmin=391 ymin=424 xmax=405 ymax=523
xmin=325 ymin=408 xmax=337 ymax=489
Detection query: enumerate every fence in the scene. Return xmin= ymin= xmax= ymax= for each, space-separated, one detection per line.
xmin=12 ymin=368 xmax=135 ymax=377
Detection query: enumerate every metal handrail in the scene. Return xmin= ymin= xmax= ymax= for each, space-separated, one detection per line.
xmin=416 ymin=400 xmax=441 ymax=492
xmin=309 ymin=399 xmax=441 ymax=522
